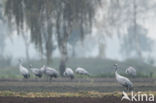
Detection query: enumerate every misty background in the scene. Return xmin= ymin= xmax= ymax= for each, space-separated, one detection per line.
xmin=0 ymin=0 xmax=156 ymax=78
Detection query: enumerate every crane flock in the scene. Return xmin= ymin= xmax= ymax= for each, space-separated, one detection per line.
xmin=18 ymin=60 xmax=136 ymax=91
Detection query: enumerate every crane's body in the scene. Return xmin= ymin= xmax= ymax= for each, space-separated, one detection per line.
xmin=41 ymin=66 xmax=59 ymax=79
xmin=31 ymin=68 xmax=42 ymax=78
xmin=19 ymin=64 xmax=30 ymax=79
xmin=64 ymin=68 xmax=74 ymax=79
xmin=125 ymin=66 xmax=136 ymax=77
xmin=75 ymin=67 xmax=89 ymax=76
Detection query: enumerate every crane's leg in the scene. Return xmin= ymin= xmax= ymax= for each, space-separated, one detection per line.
xmin=78 ymin=78 xmax=80 ymax=85
xmin=46 ymin=76 xmax=49 ymax=82
xmin=35 ymin=76 xmax=39 ymax=82
xmin=23 ymin=75 xmax=28 ymax=81
xmin=22 ymin=76 xmax=25 ymax=81
xmin=49 ymin=76 xmax=52 ymax=82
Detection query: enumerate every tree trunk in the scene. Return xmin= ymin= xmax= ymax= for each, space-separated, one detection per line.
xmin=46 ymin=37 xmax=52 ymax=65
xmin=25 ymin=43 xmax=30 ymax=63
xmin=56 ymin=10 xmax=71 ymax=76
xmin=59 ymin=55 xmax=66 ymax=76
xmin=46 ymin=22 xmax=53 ymax=65
xmin=58 ymin=27 xmax=69 ymax=76
xmin=133 ymin=0 xmax=142 ymax=59
xmin=72 ymin=46 xmax=76 ymax=57
xmin=22 ymin=33 xmax=30 ymax=63
xmin=59 ymin=42 xmax=68 ymax=76
xmin=98 ymin=42 xmax=105 ymax=58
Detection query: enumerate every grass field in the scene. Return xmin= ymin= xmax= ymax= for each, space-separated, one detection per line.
xmin=0 ymin=58 xmax=155 ymax=103
xmin=0 ymin=58 xmax=156 ymax=79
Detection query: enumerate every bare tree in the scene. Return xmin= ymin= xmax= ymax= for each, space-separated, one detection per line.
xmin=21 ymin=31 xmax=30 ymax=62
xmin=5 ymin=0 xmax=101 ymax=75
xmin=120 ymin=0 xmax=154 ymax=59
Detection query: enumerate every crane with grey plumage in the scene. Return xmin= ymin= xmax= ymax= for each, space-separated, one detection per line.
xmin=114 ymin=64 xmax=133 ymax=91
xmin=64 ymin=68 xmax=74 ymax=80
xmin=125 ymin=66 xmax=136 ymax=77
xmin=18 ymin=59 xmax=30 ymax=79
xmin=41 ymin=65 xmax=59 ymax=80
xmin=75 ymin=67 xmax=90 ymax=76
xmin=29 ymin=64 xmax=42 ymax=78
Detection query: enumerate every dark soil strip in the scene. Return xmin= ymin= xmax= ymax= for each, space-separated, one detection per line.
xmin=0 ymin=96 xmax=155 ymax=103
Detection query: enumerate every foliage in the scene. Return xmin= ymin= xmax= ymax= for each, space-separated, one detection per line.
xmin=0 ymin=56 xmax=12 ymax=67
xmin=5 ymin=0 xmax=101 ymax=74
xmin=121 ymin=24 xmax=153 ymax=58
xmin=105 ymin=0 xmax=154 ymax=59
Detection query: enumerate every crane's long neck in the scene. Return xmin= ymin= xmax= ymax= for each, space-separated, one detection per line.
xmin=19 ymin=63 xmax=23 ymax=70
xmin=115 ymin=70 xmax=118 ymax=77
xmin=115 ymin=66 xmax=120 ymax=78
xmin=19 ymin=63 xmax=22 ymax=67
xmin=115 ymin=69 xmax=123 ymax=80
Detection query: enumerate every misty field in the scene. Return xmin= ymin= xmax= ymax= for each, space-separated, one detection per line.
xmin=0 ymin=58 xmax=156 ymax=103
xmin=0 ymin=58 xmax=155 ymax=103
xmin=0 ymin=0 xmax=156 ymax=103
xmin=0 ymin=58 xmax=156 ymax=79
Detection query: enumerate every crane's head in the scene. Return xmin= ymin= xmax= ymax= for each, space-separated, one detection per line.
xmin=40 ymin=65 xmax=46 ymax=73
xmin=29 ymin=64 xmax=32 ymax=68
xmin=113 ymin=64 xmax=118 ymax=71
xmin=18 ymin=59 xmax=22 ymax=64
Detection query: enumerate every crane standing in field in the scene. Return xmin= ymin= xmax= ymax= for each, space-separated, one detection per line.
xmin=41 ymin=65 xmax=59 ymax=80
xmin=114 ymin=64 xmax=133 ymax=91
xmin=18 ymin=59 xmax=30 ymax=79
xmin=75 ymin=67 xmax=90 ymax=76
xmin=75 ymin=67 xmax=92 ymax=84
xmin=29 ymin=64 xmax=42 ymax=78
xmin=125 ymin=66 xmax=136 ymax=77
xmin=64 ymin=68 xmax=74 ymax=80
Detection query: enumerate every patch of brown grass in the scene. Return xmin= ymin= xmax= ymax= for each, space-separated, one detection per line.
xmin=0 ymin=91 xmax=155 ymax=98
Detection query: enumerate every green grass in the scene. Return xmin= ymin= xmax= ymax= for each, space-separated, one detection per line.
xmin=0 ymin=58 xmax=155 ymax=79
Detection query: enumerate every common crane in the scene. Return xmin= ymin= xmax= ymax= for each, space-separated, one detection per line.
xmin=18 ymin=59 xmax=30 ymax=79
xmin=75 ymin=67 xmax=90 ymax=76
xmin=41 ymin=65 xmax=59 ymax=80
xmin=114 ymin=64 xmax=133 ymax=91
xmin=125 ymin=66 xmax=136 ymax=77
xmin=64 ymin=68 xmax=74 ymax=80
xmin=29 ymin=64 xmax=42 ymax=78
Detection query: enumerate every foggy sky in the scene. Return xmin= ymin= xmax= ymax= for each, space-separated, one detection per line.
xmin=2 ymin=0 xmax=156 ymax=62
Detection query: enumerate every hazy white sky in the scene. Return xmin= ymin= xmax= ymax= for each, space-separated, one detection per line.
xmin=3 ymin=0 xmax=156 ymax=61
